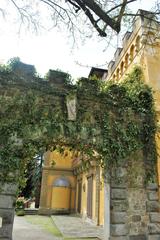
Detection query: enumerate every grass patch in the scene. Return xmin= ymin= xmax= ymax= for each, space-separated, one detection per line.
xmin=25 ymin=215 xmax=62 ymax=237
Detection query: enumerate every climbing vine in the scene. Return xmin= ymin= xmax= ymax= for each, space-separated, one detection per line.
xmin=0 ymin=64 xmax=157 ymax=186
xmin=74 ymin=66 xmax=157 ymax=182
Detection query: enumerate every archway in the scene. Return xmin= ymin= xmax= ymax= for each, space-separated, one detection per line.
xmin=0 ymin=65 xmax=158 ymax=239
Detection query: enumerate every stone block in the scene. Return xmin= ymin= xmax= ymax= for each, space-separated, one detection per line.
xmin=148 ymin=223 xmax=160 ymax=234
xmin=111 ymin=224 xmax=128 ymax=236
xmin=0 ymin=184 xmax=17 ymax=196
xmin=150 ymin=213 xmax=160 ymax=223
xmin=147 ymin=191 xmax=158 ymax=201
xmin=111 ymin=183 xmax=127 ymax=188
xmin=146 ymin=201 xmax=160 ymax=212
xmin=148 ymin=235 xmax=160 ymax=240
xmin=0 ymin=223 xmax=13 ymax=238
xmin=147 ymin=183 xmax=158 ymax=191
xmin=111 ymin=212 xmax=127 ymax=224
xmin=128 ymin=221 xmax=147 ymax=236
xmin=132 ymin=215 xmax=141 ymax=222
xmin=0 ymin=195 xmax=14 ymax=209
xmin=129 ymin=235 xmax=146 ymax=240
xmin=0 ymin=209 xmax=14 ymax=225
xmin=111 ymin=189 xmax=127 ymax=200
xmin=0 ymin=210 xmax=14 ymax=240
xmin=111 ymin=200 xmax=128 ymax=212
xmin=38 ymin=208 xmax=52 ymax=215
xmin=128 ymin=188 xmax=147 ymax=212
xmin=110 ymin=237 xmax=128 ymax=240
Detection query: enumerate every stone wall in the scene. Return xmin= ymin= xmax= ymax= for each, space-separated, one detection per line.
xmin=110 ymin=153 xmax=160 ymax=239
xmin=0 ymin=184 xmax=17 ymax=240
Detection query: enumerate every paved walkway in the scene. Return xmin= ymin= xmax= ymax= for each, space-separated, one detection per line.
xmin=52 ymin=215 xmax=104 ymax=239
xmin=13 ymin=215 xmax=104 ymax=240
xmin=13 ymin=216 xmax=60 ymax=240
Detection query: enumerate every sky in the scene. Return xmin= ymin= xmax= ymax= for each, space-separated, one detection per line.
xmin=0 ymin=0 xmax=156 ymax=80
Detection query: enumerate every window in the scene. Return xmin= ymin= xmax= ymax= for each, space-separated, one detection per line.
xmin=53 ymin=177 xmax=70 ymax=187
xmin=116 ymin=68 xmax=120 ymax=81
xmin=136 ymin=36 xmax=140 ymax=52
xmin=120 ymin=61 xmax=124 ymax=76
xmin=130 ymin=44 xmax=135 ymax=62
xmin=125 ymin=53 xmax=129 ymax=69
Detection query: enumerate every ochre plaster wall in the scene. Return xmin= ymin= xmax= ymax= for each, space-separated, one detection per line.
xmin=51 ymin=187 xmax=71 ymax=209
xmin=39 ymin=149 xmax=76 ymax=214
xmin=44 ymin=149 xmax=73 ymax=168
xmin=106 ymin=16 xmax=160 ymax=192
xmin=75 ymin=166 xmax=104 ymax=225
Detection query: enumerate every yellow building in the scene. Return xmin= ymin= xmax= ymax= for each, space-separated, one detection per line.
xmin=73 ymin=156 xmax=104 ymax=226
xmin=39 ymin=9 xmax=160 ymax=227
xmin=106 ymin=9 xmax=160 ymax=186
xmin=39 ymin=149 xmax=104 ymax=225
xmin=39 ymin=149 xmax=76 ymax=215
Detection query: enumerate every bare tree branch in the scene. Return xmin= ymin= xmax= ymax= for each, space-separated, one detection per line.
xmin=66 ymin=0 xmax=81 ymax=13
xmin=106 ymin=0 xmax=136 ymax=15
xmin=4 ymin=0 xmax=160 ymax=38
xmin=116 ymin=0 xmax=128 ymax=27
xmin=82 ymin=0 xmax=119 ymax=31
xmin=75 ymin=0 xmax=107 ymax=36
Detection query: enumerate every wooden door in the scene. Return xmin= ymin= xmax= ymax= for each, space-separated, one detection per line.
xmin=77 ymin=181 xmax=82 ymax=213
xmin=87 ymin=175 xmax=93 ymax=218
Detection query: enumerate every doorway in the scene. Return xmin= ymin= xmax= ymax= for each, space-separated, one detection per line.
xmin=77 ymin=180 xmax=82 ymax=213
xmin=87 ymin=175 xmax=93 ymax=218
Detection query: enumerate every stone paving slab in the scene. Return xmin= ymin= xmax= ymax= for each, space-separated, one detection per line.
xmin=13 ymin=216 xmax=61 ymax=240
xmin=52 ymin=215 xmax=104 ymax=240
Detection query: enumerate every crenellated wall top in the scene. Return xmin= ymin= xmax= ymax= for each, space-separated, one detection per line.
xmin=106 ymin=9 xmax=160 ymax=81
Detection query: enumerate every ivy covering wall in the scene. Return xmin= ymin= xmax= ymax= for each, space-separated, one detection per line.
xmin=0 ymin=65 xmax=157 ymax=186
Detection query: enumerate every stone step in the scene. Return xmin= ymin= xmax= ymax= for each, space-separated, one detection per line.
xmin=24 ymin=208 xmax=38 ymax=215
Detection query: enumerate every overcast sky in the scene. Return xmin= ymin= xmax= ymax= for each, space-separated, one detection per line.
xmin=0 ymin=0 xmax=156 ymax=80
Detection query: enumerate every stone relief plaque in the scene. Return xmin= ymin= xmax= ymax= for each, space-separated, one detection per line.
xmin=66 ymin=95 xmax=76 ymax=121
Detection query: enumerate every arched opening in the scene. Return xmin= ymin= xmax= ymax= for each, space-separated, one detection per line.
xmin=0 ymin=62 xmax=158 ymax=240
xmin=120 ymin=61 xmax=124 ymax=77
xmin=116 ymin=68 xmax=120 ymax=81
xmin=135 ymin=35 xmax=140 ymax=52
xmin=53 ymin=177 xmax=71 ymax=187
xmin=130 ymin=44 xmax=135 ymax=62
xmin=125 ymin=53 xmax=129 ymax=69
xmin=112 ymin=74 xmax=116 ymax=81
